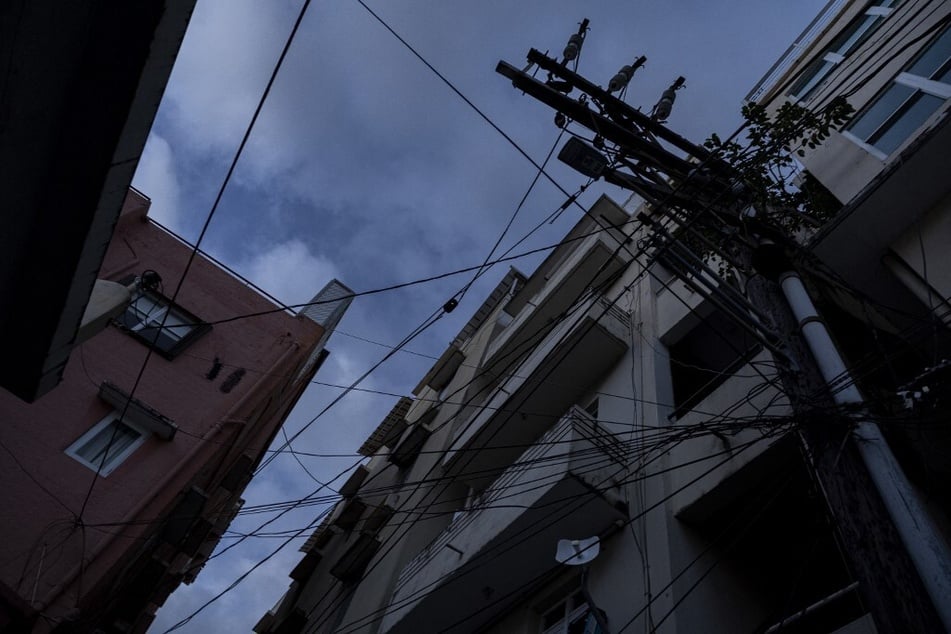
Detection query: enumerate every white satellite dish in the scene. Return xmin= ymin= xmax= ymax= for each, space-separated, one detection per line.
xmin=555 ymin=536 xmax=600 ymax=566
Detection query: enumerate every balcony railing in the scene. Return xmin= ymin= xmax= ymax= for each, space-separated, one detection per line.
xmin=443 ymin=293 xmax=629 ymax=478
xmin=482 ymin=228 xmax=632 ymax=371
xmin=745 ymin=0 xmax=847 ymax=103
xmin=380 ymin=406 xmax=628 ymax=634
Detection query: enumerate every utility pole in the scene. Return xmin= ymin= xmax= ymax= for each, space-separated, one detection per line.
xmin=497 ymin=27 xmax=948 ymax=633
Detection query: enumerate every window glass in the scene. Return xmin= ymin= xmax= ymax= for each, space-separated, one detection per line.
xmin=830 ymin=14 xmax=882 ymax=57
xmin=791 ymin=59 xmax=836 ymax=99
xmin=936 ymin=61 xmax=951 ymax=85
xmin=539 ymin=582 xmax=604 ymax=634
xmin=543 ymin=603 xmax=566 ymax=630
xmin=907 ymin=26 xmax=951 ymax=78
xmin=873 ymin=92 xmax=944 ymax=154
xmin=115 ymin=289 xmax=206 ymax=357
xmin=77 ymin=421 xmax=140 ymax=467
xmin=125 ymin=292 xmax=192 ymax=340
xmin=583 ymin=398 xmax=599 ymax=419
xmin=67 ymin=416 xmax=146 ymax=476
xmin=846 ymin=23 xmax=950 ymax=156
xmin=848 ymin=82 xmax=915 ymax=141
xmin=790 ymin=1 xmax=899 ymax=100
xmin=668 ymin=307 xmax=761 ymax=418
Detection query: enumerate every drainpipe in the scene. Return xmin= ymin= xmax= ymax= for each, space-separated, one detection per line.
xmin=779 ymin=270 xmax=951 ymax=631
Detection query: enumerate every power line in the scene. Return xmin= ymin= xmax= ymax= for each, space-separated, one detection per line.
xmin=312 ymin=8 xmax=951 ymax=632
xmin=354 ymin=0 xmax=591 ymax=219
xmin=255 ymin=307 xmax=445 ymax=475
xmin=161 ymin=503 xmax=335 ymax=633
xmin=83 ymin=410 xmax=793 ymax=534
xmin=335 ymin=430 xmax=789 ymax=633
xmin=154 ymin=7 xmax=870 ymax=628
xmin=304 ymin=38 xmax=820 ymax=628
xmin=456 ymin=129 xmax=571 ymax=304
xmin=615 ymin=470 xmax=801 ymax=633
xmin=185 ymin=217 xmax=634 ymax=329
xmin=301 ymin=137 xmax=808 ymax=634
xmin=242 ymin=268 xmax=648 ymax=628
xmin=73 ymin=0 xmax=317 ymax=558
xmin=301 ymin=244 xmax=647 ymax=629
xmin=76 ymin=236 xmax=804 ymax=552
xmin=160 ymin=399 xmax=786 ymax=633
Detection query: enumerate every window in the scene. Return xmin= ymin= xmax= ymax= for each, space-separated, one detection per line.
xmin=451 ymin=486 xmax=481 ymax=523
xmin=115 ymin=289 xmax=209 ymax=358
xmin=541 ymin=589 xmax=601 ymax=634
xmin=66 ymin=414 xmax=149 ymax=476
xmin=790 ymin=0 xmax=900 ymax=101
xmin=582 ymin=397 xmax=599 ymax=420
xmin=667 ymin=307 xmax=761 ymax=418
xmin=844 ymin=23 xmax=951 ymax=157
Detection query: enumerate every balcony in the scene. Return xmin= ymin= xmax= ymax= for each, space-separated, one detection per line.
xmin=812 ymin=115 xmax=951 ymax=315
xmin=443 ymin=294 xmax=629 ymax=483
xmin=665 ymin=349 xmax=791 ymax=520
xmin=379 ymin=408 xmax=628 ymax=634
xmin=482 ymin=215 xmax=631 ymax=374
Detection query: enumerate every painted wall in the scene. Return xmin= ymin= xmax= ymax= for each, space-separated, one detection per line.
xmin=757 ymin=1 xmax=951 ymax=204
xmin=0 ymin=189 xmax=323 ymax=630
xmin=263 ymin=195 xmax=869 ymax=634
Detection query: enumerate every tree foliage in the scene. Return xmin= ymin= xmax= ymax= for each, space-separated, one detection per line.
xmin=703 ymin=96 xmax=854 ymax=235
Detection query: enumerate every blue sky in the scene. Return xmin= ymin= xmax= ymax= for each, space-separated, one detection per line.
xmin=132 ymin=1 xmax=828 ymax=630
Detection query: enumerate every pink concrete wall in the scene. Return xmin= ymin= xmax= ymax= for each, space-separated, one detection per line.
xmin=0 ymin=190 xmax=324 ymax=628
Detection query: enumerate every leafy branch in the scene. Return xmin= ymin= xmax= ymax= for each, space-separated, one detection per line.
xmin=703 ymin=96 xmax=854 ymax=234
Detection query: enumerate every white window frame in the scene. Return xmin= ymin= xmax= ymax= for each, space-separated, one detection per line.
xmin=790 ymin=1 xmax=898 ymax=101
xmin=844 ymin=23 xmax=951 ymax=159
xmin=114 ymin=286 xmax=209 ymax=359
xmin=65 ymin=413 xmax=149 ymax=476
xmin=540 ymin=588 xmax=591 ymax=634
xmin=125 ymin=292 xmax=192 ymax=343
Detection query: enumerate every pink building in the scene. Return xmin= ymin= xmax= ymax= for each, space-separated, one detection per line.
xmin=0 ymin=189 xmax=350 ymax=632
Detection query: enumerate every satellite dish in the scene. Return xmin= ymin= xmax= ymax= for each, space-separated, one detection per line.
xmin=555 ymin=536 xmax=600 ymax=566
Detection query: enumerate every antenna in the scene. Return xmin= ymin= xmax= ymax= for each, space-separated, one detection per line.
xmin=555 ymin=536 xmax=600 ymax=566
xmin=554 ymin=536 xmax=610 ymax=632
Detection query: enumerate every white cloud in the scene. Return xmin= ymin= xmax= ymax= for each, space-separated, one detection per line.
xmin=132 ymin=133 xmax=181 ymax=230
xmin=150 ymin=541 xmax=306 ymax=632
xmin=160 ymin=0 xmax=295 ymax=157
xmin=144 ymin=1 xmax=833 ymax=630
xmin=238 ymin=239 xmax=341 ymax=307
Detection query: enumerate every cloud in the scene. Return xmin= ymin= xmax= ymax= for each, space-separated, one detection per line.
xmin=150 ymin=540 xmax=308 ymax=632
xmin=132 ymin=133 xmax=181 ymax=230
xmin=142 ymin=1 xmax=833 ymax=630
xmin=159 ymin=0 xmax=297 ymax=157
xmin=236 ymin=239 xmax=341 ymax=307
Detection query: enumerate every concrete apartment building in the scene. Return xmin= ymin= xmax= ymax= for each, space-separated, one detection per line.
xmin=258 ymin=2 xmax=951 ymax=633
xmin=258 ymin=195 xmax=838 ymax=634
xmin=749 ymin=0 xmax=951 ymax=605
xmin=0 ymin=189 xmax=351 ymax=633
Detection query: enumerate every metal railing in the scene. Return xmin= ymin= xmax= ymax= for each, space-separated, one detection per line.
xmin=393 ymin=406 xmax=625 ymax=591
xmin=745 ymin=0 xmax=847 ymax=103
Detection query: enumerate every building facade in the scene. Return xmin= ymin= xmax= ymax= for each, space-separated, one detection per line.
xmin=749 ymin=0 xmax=951 ymax=323
xmin=1 ymin=1 xmax=196 ymax=402
xmin=0 ymin=189 xmax=350 ymax=633
xmin=256 ymin=194 xmax=850 ymax=634
xmin=259 ymin=2 xmax=951 ymax=632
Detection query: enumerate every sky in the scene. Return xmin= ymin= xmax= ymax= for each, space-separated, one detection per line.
xmin=132 ymin=1 xmax=828 ymax=630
